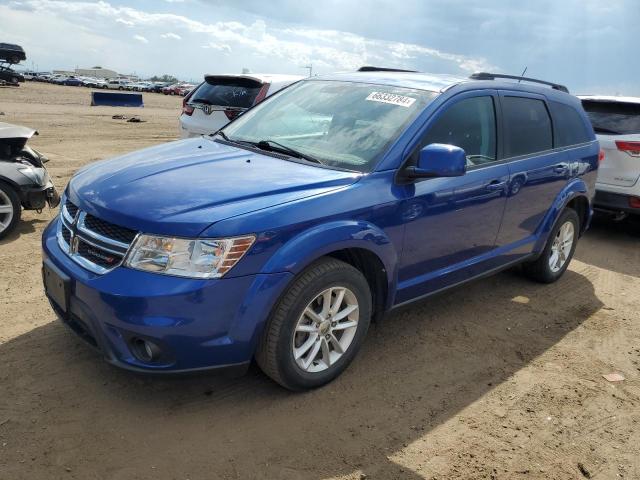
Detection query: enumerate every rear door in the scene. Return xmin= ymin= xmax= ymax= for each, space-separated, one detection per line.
xmin=581 ymin=99 xmax=640 ymax=188
xmin=181 ymin=77 xmax=266 ymax=137
xmin=496 ymin=92 xmax=572 ymax=250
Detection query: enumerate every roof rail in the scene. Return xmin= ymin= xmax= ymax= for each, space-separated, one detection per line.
xmin=358 ymin=66 xmax=418 ymax=73
xmin=469 ymin=72 xmax=569 ymax=93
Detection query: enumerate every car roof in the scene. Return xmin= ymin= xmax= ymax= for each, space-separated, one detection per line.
xmin=577 ymin=95 xmax=640 ymax=105
xmin=316 ymin=71 xmax=466 ymax=93
xmin=313 ymin=71 xmax=576 ymax=101
xmin=0 ymin=43 xmax=24 ymax=51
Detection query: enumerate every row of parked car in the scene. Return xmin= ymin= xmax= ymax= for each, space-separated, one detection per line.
xmin=21 ymin=72 xmax=196 ymax=95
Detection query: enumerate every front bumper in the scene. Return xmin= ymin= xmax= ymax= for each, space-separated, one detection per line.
xmin=19 ymin=180 xmax=60 ymax=211
xmin=594 ymin=190 xmax=640 ymax=214
xmin=42 ymin=217 xmax=293 ymax=374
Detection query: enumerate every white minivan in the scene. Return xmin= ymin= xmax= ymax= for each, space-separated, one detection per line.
xmin=579 ymin=96 xmax=640 ymax=217
xmin=179 ymin=74 xmax=303 ymax=138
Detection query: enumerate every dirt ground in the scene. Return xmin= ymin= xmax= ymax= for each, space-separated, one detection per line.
xmin=1 ymin=82 xmax=639 ymax=480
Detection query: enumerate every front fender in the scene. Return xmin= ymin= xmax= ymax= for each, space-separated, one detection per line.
xmin=260 ymin=220 xmax=398 ymax=306
xmin=533 ymin=178 xmax=591 ymax=253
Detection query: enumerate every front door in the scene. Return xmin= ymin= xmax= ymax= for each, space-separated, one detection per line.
xmin=396 ymin=92 xmax=509 ymax=304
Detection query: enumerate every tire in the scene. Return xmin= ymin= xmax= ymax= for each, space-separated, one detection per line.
xmin=10 ymin=76 xmax=18 ymax=84
xmin=256 ymin=258 xmax=372 ymax=390
xmin=0 ymin=182 xmax=21 ymax=240
xmin=509 ymin=176 xmax=525 ymax=196
xmin=522 ymin=208 xmax=580 ymax=283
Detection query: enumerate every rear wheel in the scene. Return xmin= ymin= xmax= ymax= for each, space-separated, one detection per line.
xmin=0 ymin=183 xmax=20 ymax=239
xmin=523 ymin=208 xmax=579 ymax=283
xmin=256 ymin=258 xmax=372 ymax=390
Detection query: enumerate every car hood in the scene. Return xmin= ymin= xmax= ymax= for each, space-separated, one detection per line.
xmin=0 ymin=121 xmax=37 ymax=140
xmin=0 ymin=122 xmax=38 ymax=156
xmin=68 ymin=138 xmax=361 ymax=237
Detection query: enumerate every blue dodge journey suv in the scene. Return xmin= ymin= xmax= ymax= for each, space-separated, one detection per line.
xmin=42 ymin=69 xmax=599 ymax=389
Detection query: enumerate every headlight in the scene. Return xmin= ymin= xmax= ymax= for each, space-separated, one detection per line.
xmin=124 ymin=234 xmax=255 ymax=279
xmin=18 ymin=165 xmax=46 ymax=186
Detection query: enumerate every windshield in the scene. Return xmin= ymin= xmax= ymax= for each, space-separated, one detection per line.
xmin=581 ymin=100 xmax=640 ymax=135
xmin=222 ymin=80 xmax=436 ymax=172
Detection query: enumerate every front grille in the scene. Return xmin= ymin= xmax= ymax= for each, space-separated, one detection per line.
xmin=57 ymin=197 xmax=138 ymax=274
xmin=77 ymin=239 xmax=122 ymax=269
xmin=65 ymin=198 xmax=78 ymax=218
xmin=61 ymin=224 xmax=71 ymax=244
xmin=84 ymin=213 xmax=137 ymax=244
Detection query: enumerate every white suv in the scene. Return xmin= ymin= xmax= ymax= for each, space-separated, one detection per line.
xmin=107 ymin=79 xmax=129 ymax=90
xmin=179 ymin=74 xmax=302 ymax=138
xmin=579 ymin=96 xmax=640 ymax=217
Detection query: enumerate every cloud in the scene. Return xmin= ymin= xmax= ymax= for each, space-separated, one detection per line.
xmin=3 ymin=0 xmax=490 ymax=75
xmin=115 ymin=18 xmax=134 ymax=26
xmin=202 ymin=42 xmax=232 ymax=54
xmin=4 ymin=0 xmax=636 ymax=95
xmin=133 ymin=34 xmax=149 ymax=44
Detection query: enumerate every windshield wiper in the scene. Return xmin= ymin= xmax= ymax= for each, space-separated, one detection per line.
xmin=254 ymin=139 xmax=324 ymax=165
xmin=213 ymin=134 xmax=324 ymax=165
xmin=215 ymin=130 xmax=231 ymax=141
xmin=214 ymin=130 xmax=244 ymax=143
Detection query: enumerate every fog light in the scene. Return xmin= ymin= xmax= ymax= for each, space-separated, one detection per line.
xmin=132 ymin=338 xmax=162 ymax=362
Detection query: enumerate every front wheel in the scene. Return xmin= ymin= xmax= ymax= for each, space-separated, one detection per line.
xmin=523 ymin=208 xmax=579 ymax=283
xmin=256 ymin=258 xmax=372 ymax=390
xmin=0 ymin=182 xmax=21 ymax=239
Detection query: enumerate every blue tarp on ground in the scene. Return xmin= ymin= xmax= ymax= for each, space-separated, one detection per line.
xmin=90 ymin=91 xmax=144 ymax=107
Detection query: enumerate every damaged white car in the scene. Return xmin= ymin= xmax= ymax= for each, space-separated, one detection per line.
xmin=0 ymin=122 xmax=59 ymax=238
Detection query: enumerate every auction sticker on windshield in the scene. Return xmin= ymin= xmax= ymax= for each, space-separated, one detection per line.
xmin=365 ymin=92 xmax=416 ymax=107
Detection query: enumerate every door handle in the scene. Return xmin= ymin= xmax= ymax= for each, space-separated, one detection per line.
xmin=486 ymin=180 xmax=507 ymax=191
xmin=553 ymin=165 xmax=567 ymax=173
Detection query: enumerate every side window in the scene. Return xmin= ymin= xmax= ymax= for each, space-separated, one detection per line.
xmin=549 ymin=101 xmax=592 ymax=147
xmin=420 ymin=96 xmax=497 ymax=167
xmin=502 ymin=96 xmax=552 ymax=157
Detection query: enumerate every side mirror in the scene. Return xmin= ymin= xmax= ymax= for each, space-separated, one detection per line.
xmin=406 ymin=143 xmax=467 ymax=179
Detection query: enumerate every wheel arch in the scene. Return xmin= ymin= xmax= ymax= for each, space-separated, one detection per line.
xmin=533 ymin=179 xmax=592 ymax=253
xmin=260 ymin=220 xmax=398 ymax=316
xmin=0 ymin=173 xmax=24 ymax=192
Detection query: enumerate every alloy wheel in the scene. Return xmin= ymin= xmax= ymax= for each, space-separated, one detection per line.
xmin=548 ymin=221 xmax=574 ymax=273
xmin=0 ymin=189 xmax=15 ymax=235
xmin=292 ymin=286 xmax=359 ymax=373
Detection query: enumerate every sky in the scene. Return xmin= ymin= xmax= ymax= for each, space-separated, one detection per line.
xmin=0 ymin=0 xmax=638 ymax=95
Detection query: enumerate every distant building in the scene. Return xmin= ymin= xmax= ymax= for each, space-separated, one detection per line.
xmin=50 ymin=67 xmax=139 ymax=80
xmin=75 ymin=67 xmax=118 ymax=79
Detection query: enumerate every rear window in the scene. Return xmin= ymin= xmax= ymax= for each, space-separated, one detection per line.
xmin=549 ymin=101 xmax=592 ymax=147
xmin=502 ymin=96 xmax=553 ymax=157
xmin=189 ymin=77 xmax=263 ymax=109
xmin=581 ymin=100 xmax=640 ymax=135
